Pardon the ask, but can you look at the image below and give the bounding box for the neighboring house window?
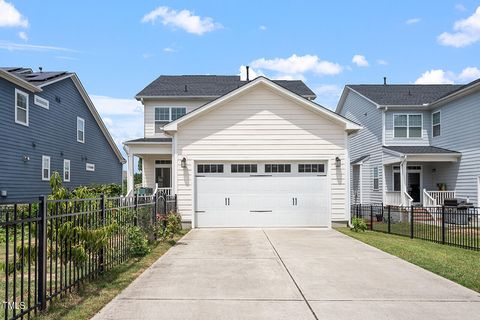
[298,164,325,173]
[154,107,187,133]
[432,111,441,137]
[231,164,257,173]
[63,159,71,182]
[393,114,422,138]
[42,156,50,181]
[197,164,224,173]
[373,167,379,191]
[77,117,85,143]
[15,89,29,126]
[86,163,95,171]
[34,95,49,109]
[265,164,291,173]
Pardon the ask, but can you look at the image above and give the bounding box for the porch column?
[400,158,408,206]
[382,164,387,204]
[127,152,134,196]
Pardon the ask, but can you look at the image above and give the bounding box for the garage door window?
[231,164,257,173]
[197,164,224,173]
[299,164,325,174]
[265,164,291,173]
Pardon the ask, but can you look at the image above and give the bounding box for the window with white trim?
[393,114,422,138]
[63,159,71,182]
[373,166,379,191]
[197,164,224,173]
[77,117,85,143]
[15,89,29,126]
[432,111,441,137]
[265,164,291,173]
[86,163,95,171]
[34,95,49,109]
[231,164,257,173]
[298,164,325,173]
[42,156,50,181]
[154,107,187,133]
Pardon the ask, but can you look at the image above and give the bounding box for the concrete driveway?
[93,229,480,320]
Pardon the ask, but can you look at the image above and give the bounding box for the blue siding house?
[337,78,480,207]
[0,67,125,203]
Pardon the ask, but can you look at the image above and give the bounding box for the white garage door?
[195,174,330,227]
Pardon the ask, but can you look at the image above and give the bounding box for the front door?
[155,167,171,188]
[408,172,421,203]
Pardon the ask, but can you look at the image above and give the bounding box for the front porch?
[123,138,174,196]
[382,146,461,207]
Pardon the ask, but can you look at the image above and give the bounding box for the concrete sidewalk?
[92,229,480,320]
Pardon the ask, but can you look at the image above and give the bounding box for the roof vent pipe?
[246,66,250,81]
[39,67,43,73]
[184,85,188,92]
[383,76,387,85]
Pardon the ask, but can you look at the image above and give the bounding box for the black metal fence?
[0,193,177,320]
[351,204,480,251]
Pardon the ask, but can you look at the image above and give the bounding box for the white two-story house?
[124,74,361,228]
[337,78,480,207]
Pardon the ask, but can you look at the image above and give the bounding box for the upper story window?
[393,114,422,138]
[432,111,441,137]
[155,107,187,133]
[77,117,85,143]
[15,89,29,126]
[42,156,50,181]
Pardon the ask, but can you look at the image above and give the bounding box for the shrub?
[351,217,367,232]
[127,226,150,257]
[158,212,182,240]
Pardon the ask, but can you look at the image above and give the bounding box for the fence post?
[99,194,106,273]
[133,193,138,226]
[174,194,178,212]
[163,195,167,215]
[370,205,373,230]
[387,205,391,234]
[37,195,48,311]
[153,192,157,224]
[441,205,446,244]
[410,205,414,239]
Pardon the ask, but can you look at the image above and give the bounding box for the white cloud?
[163,47,176,53]
[250,54,342,80]
[141,6,221,35]
[142,53,154,59]
[0,41,76,52]
[90,95,143,116]
[455,4,467,11]
[438,6,480,47]
[18,31,27,41]
[55,56,79,61]
[377,59,388,66]
[0,0,28,28]
[458,66,480,81]
[415,69,454,84]
[352,54,369,67]
[406,17,421,25]
[313,84,343,110]
[259,25,267,31]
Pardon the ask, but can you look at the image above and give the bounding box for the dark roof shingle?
[1,67,71,86]
[383,146,460,154]
[348,84,464,105]
[136,75,316,99]
[124,137,172,143]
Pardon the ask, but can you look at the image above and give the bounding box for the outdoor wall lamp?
[23,155,30,162]
[181,157,187,168]
[335,156,341,167]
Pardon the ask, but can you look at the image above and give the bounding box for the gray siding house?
[337,79,480,207]
[0,67,125,203]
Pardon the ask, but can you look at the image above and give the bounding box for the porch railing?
[423,189,437,207]
[427,190,456,206]
[157,188,173,196]
[385,191,402,205]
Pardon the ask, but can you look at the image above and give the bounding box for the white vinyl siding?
[42,156,50,181]
[15,89,29,126]
[432,111,441,137]
[77,117,85,143]
[175,85,347,222]
[63,159,71,182]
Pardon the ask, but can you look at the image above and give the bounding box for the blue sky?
[1,0,480,155]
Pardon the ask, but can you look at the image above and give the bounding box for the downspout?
[400,155,408,206]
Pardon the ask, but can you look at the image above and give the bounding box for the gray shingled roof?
[1,67,72,86]
[136,75,316,99]
[348,84,464,106]
[124,137,172,143]
[351,155,370,164]
[383,146,459,154]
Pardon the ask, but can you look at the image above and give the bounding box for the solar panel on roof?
[27,72,66,81]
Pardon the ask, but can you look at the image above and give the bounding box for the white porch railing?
[426,190,456,206]
[385,191,402,205]
[157,187,173,196]
[423,189,436,207]
[402,191,413,207]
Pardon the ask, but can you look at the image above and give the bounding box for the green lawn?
[33,229,190,320]
[336,227,480,293]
